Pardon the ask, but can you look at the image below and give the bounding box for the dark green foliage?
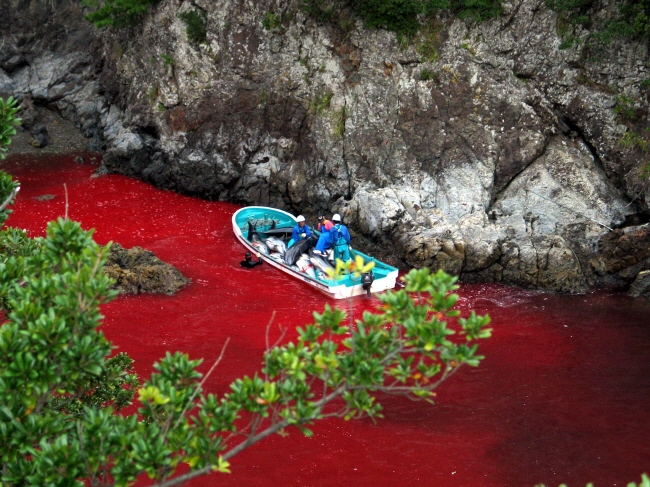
[0,228,39,261]
[0,219,138,485]
[619,130,649,153]
[546,0,650,49]
[558,35,579,49]
[416,16,444,60]
[178,9,207,44]
[50,352,139,418]
[262,11,282,30]
[82,0,162,28]
[351,0,430,37]
[614,94,638,121]
[0,172,19,228]
[0,97,20,161]
[0,97,20,240]
[301,0,502,37]
[545,0,596,13]
[302,0,339,22]
[339,12,356,33]
[450,0,502,22]
[605,0,650,42]
[460,41,476,54]
[0,227,40,312]
[310,91,334,113]
[420,68,437,81]
[258,89,270,105]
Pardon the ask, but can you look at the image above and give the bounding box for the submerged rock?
[104,243,190,295]
[34,194,55,201]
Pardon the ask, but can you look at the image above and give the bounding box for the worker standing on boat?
[317,215,331,232]
[292,215,312,242]
[330,214,351,261]
[314,216,334,255]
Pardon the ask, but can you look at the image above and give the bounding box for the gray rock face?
[1,0,649,294]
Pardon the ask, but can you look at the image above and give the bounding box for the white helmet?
[332,213,341,222]
[296,215,306,222]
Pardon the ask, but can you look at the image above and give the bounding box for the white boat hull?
[232,209,398,299]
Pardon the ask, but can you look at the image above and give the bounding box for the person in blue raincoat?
[292,215,312,243]
[328,213,351,261]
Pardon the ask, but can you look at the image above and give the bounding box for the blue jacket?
[329,224,351,246]
[292,223,312,242]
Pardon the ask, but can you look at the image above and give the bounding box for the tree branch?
[149,385,348,487]
[0,185,19,213]
[169,338,230,434]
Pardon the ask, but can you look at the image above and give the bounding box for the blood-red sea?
[3,153,650,487]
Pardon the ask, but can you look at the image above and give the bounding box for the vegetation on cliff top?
[82,0,502,36]
[82,0,650,48]
[82,0,162,28]
[303,0,502,36]
[546,0,650,50]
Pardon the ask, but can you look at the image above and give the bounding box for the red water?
[3,153,650,487]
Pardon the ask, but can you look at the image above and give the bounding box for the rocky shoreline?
[6,106,92,157]
[5,109,191,296]
[1,0,649,297]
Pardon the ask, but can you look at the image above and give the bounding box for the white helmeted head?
[296,215,306,222]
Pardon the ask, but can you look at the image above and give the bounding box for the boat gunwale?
[232,206,398,298]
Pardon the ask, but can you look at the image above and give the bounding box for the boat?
[232,206,399,299]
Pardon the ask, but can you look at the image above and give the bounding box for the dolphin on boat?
[296,255,316,278]
[252,240,269,254]
[248,221,261,242]
[308,248,334,274]
[268,252,284,262]
[262,227,294,237]
[265,237,287,255]
[284,238,311,266]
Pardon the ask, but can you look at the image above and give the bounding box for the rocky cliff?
[1,0,649,294]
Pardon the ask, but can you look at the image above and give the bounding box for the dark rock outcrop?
[628,270,650,298]
[18,95,38,130]
[104,243,190,295]
[30,125,49,148]
[590,224,650,290]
